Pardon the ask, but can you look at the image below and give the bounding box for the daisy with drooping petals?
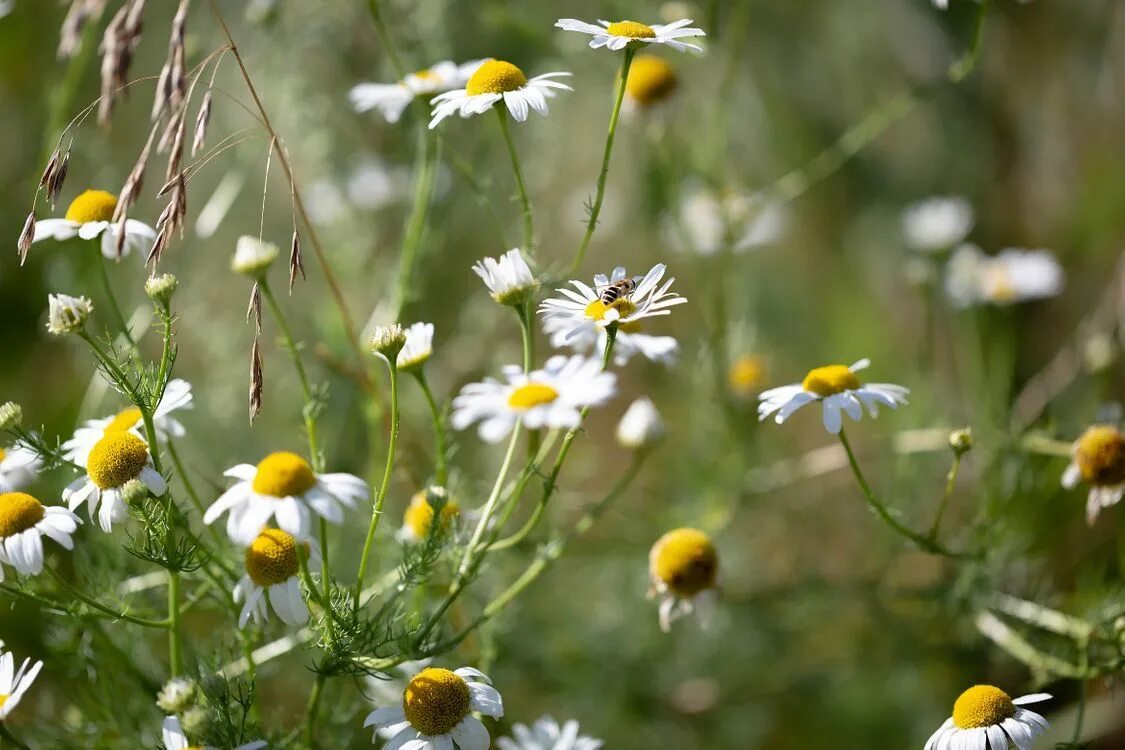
[944,244,1064,307]
[398,322,435,371]
[0,492,80,579]
[364,666,503,750]
[924,686,1050,750]
[498,716,603,750]
[556,18,706,53]
[0,646,43,721]
[233,528,318,628]
[543,316,678,367]
[63,432,166,532]
[203,452,368,544]
[32,189,156,259]
[473,248,538,306]
[901,196,973,253]
[1061,424,1125,524]
[451,355,616,443]
[649,528,719,633]
[429,59,572,129]
[0,444,41,492]
[351,59,483,123]
[757,359,910,435]
[161,715,267,750]
[62,379,193,467]
[397,488,461,544]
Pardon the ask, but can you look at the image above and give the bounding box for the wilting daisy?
[62,379,193,467]
[624,54,678,111]
[32,189,156,259]
[498,716,603,750]
[63,432,166,532]
[364,666,503,750]
[758,359,909,435]
[161,715,267,750]
[398,322,435,371]
[666,185,787,255]
[0,646,43,720]
[924,686,1050,750]
[472,248,538,306]
[945,245,1064,307]
[45,293,93,335]
[429,59,572,129]
[0,444,41,492]
[901,196,973,253]
[649,527,719,632]
[555,18,706,53]
[543,317,678,367]
[397,488,460,543]
[0,492,80,579]
[351,59,483,123]
[233,528,318,628]
[1061,425,1125,524]
[539,264,686,346]
[203,452,369,544]
[616,397,665,449]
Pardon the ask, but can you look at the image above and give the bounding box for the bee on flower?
[555,18,706,53]
[0,492,80,579]
[498,716,604,750]
[62,379,193,467]
[397,487,461,544]
[31,189,155,259]
[649,527,719,632]
[429,59,572,129]
[233,528,318,628]
[1061,424,1125,524]
[0,444,41,493]
[63,431,166,532]
[0,645,43,721]
[161,716,267,750]
[944,245,1064,307]
[924,686,1050,750]
[757,359,909,434]
[351,59,484,124]
[901,196,974,253]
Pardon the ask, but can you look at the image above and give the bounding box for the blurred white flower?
[1061,425,1125,525]
[0,646,43,720]
[233,528,318,628]
[902,196,973,253]
[347,158,404,210]
[667,185,787,255]
[161,715,266,750]
[0,491,79,579]
[351,59,483,124]
[924,687,1050,750]
[556,18,705,53]
[33,189,156,260]
[45,293,92,335]
[758,359,909,435]
[498,716,604,750]
[63,379,193,467]
[231,235,279,277]
[397,322,435,370]
[544,319,678,367]
[0,445,40,492]
[472,248,538,306]
[944,245,1064,307]
[649,527,719,632]
[63,432,166,532]
[430,59,572,129]
[616,397,665,449]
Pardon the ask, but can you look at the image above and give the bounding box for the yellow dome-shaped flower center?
[0,447,6,462]
[650,528,718,597]
[626,55,678,105]
[607,20,657,39]
[952,685,1016,729]
[245,528,303,586]
[403,667,472,736]
[802,365,860,397]
[404,491,460,538]
[105,407,142,433]
[87,432,150,490]
[1075,425,1125,486]
[465,60,528,96]
[508,383,559,410]
[0,492,45,537]
[584,298,638,322]
[65,189,118,224]
[728,355,766,396]
[251,452,317,498]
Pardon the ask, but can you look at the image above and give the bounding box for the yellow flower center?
[414,69,439,81]
[606,20,657,39]
[0,492,45,537]
[983,268,1017,302]
[626,55,678,105]
[0,694,7,711]
[465,60,528,96]
[105,407,142,433]
[1075,425,1125,486]
[251,452,317,498]
[952,685,1016,729]
[507,383,559,410]
[245,528,304,586]
[584,298,638,321]
[801,365,860,397]
[0,447,6,462]
[650,528,718,597]
[87,432,150,490]
[65,189,118,224]
[728,355,766,396]
[404,491,460,538]
[402,667,472,736]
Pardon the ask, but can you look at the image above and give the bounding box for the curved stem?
[46,567,170,628]
[458,423,524,578]
[391,128,440,321]
[355,360,399,608]
[495,108,534,252]
[414,370,446,486]
[929,452,962,539]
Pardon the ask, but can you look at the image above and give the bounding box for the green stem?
[364,0,408,79]
[303,673,327,747]
[0,723,32,750]
[260,280,321,469]
[46,567,170,628]
[929,452,962,539]
[391,128,440,320]
[317,516,334,631]
[458,423,524,578]
[355,359,399,608]
[439,133,508,246]
[570,48,634,274]
[1072,679,1087,744]
[94,241,141,359]
[495,108,534,252]
[167,571,182,676]
[414,370,447,486]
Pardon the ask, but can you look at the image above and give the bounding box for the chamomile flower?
[757,359,910,435]
[543,317,678,367]
[0,646,43,720]
[538,264,687,345]
[161,715,267,750]
[901,196,973,253]
[429,59,572,129]
[452,355,616,443]
[45,293,93,335]
[498,716,603,750]
[0,445,41,492]
[555,18,706,53]
[351,59,483,123]
[0,492,80,579]
[233,528,318,628]
[944,245,1064,307]
[624,54,678,110]
[472,248,538,306]
[924,686,1050,750]
[203,452,368,544]
[649,528,719,632]
[63,432,166,532]
[1061,425,1125,524]
[62,379,193,467]
[397,488,460,543]
[363,666,503,750]
[398,322,435,371]
[32,189,156,259]
[667,185,787,255]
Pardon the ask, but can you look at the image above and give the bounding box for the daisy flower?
[0,444,41,493]
[0,646,43,721]
[1061,424,1125,524]
[944,244,1064,307]
[351,59,483,124]
[62,379,193,467]
[538,264,686,345]
[32,189,156,259]
[0,492,80,579]
[498,716,603,750]
[666,184,787,255]
[543,316,678,367]
[397,488,460,543]
[624,54,678,111]
[45,293,93,335]
[472,248,538,306]
[901,196,973,253]
[161,715,267,750]
[233,528,318,628]
[63,431,166,532]
[363,665,503,750]
[924,686,1050,750]
[757,359,910,435]
[398,322,435,371]
[649,527,719,632]
[429,59,572,129]
[203,451,368,544]
[555,18,706,53]
[451,355,616,443]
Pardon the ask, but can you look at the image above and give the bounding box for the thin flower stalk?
[496,108,535,252]
[354,357,399,609]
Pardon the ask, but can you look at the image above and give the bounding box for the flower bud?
[156,677,199,714]
[949,428,974,456]
[46,293,93,335]
[369,324,407,361]
[145,273,179,303]
[0,402,23,430]
[231,235,279,277]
